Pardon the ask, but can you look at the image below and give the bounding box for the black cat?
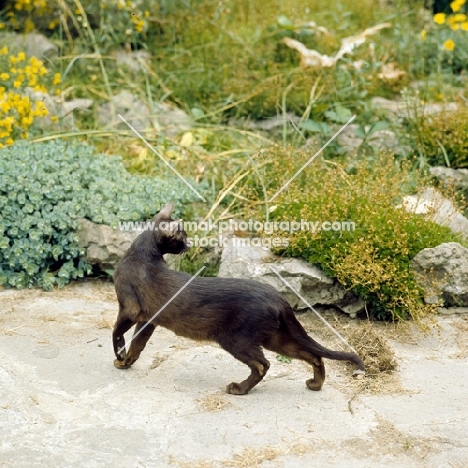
[112,203,365,395]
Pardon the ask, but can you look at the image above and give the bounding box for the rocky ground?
[0,280,467,467]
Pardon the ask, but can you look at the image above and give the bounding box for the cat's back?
[188,276,288,308]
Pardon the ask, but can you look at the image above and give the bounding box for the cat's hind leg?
[264,333,326,391]
[219,338,270,395]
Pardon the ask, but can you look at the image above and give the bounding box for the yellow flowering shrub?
[0,0,151,40]
[430,0,468,51]
[0,47,61,147]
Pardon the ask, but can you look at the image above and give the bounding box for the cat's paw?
[114,359,131,369]
[306,378,323,391]
[226,382,248,395]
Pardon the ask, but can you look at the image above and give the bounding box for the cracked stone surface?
[0,281,467,467]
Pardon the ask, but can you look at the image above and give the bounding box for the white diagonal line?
[118,114,207,202]
[268,115,356,202]
[118,265,206,355]
[268,265,358,354]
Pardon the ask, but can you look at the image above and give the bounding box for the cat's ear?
[155,202,174,219]
[159,219,183,236]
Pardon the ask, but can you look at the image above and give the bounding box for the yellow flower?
[0,46,8,55]
[451,23,461,30]
[0,102,11,112]
[420,29,427,41]
[5,138,14,145]
[29,56,41,67]
[462,21,468,30]
[443,38,455,51]
[52,73,61,85]
[51,115,58,122]
[450,0,465,12]
[453,13,467,22]
[24,18,34,33]
[434,13,446,24]
[13,80,22,88]
[17,52,25,61]
[0,73,9,80]
[21,115,33,126]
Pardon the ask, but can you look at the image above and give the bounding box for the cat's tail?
[280,306,366,372]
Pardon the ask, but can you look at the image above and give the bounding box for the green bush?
[0,142,200,290]
[411,107,468,168]
[260,150,464,321]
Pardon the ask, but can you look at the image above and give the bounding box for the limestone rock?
[98,91,193,136]
[249,113,300,131]
[218,237,365,317]
[113,49,151,72]
[399,187,468,238]
[98,90,151,133]
[76,219,139,270]
[437,307,468,315]
[430,166,468,192]
[337,123,404,154]
[1,32,58,60]
[371,97,458,118]
[411,242,468,306]
[26,88,93,130]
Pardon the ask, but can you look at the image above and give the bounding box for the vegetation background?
[1,0,468,320]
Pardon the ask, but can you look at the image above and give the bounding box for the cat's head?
[152,203,189,255]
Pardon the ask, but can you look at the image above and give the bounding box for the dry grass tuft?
[348,322,398,376]
[96,318,114,329]
[169,441,314,468]
[168,456,214,468]
[149,353,169,370]
[197,393,232,412]
[223,446,283,467]
[297,311,407,395]
[288,442,315,456]
[452,317,468,359]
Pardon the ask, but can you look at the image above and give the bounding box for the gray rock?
[251,113,300,131]
[1,32,58,60]
[76,219,140,270]
[430,166,468,191]
[98,90,151,133]
[152,102,193,137]
[337,124,404,154]
[113,49,151,72]
[411,242,468,306]
[437,307,468,315]
[336,124,363,149]
[98,91,192,136]
[218,237,365,317]
[399,188,468,238]
[371,97,458,118]
[24,33,58,60]
[26,88,93,130]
